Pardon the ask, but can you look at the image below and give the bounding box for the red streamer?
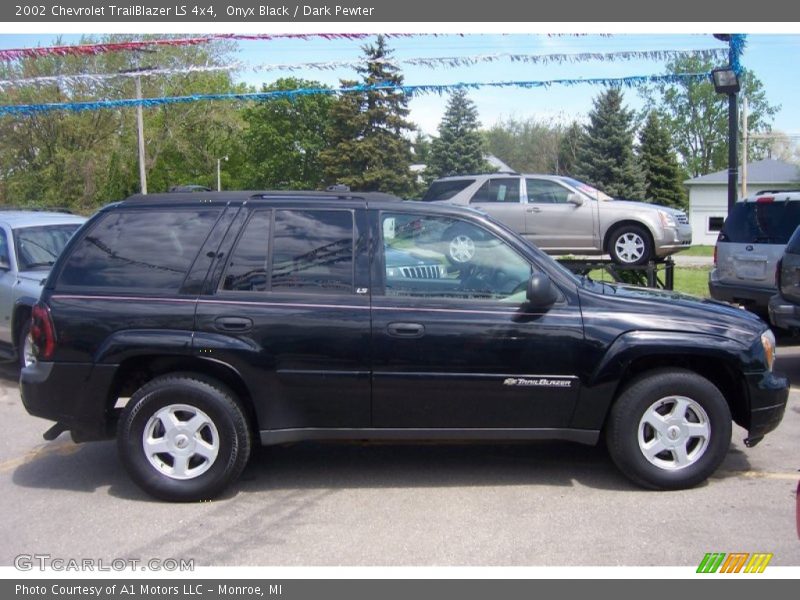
[0,33,416,62]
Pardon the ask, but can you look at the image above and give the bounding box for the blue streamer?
[729,34,747,74]
[0,72,711,117]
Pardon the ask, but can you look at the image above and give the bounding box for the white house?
[685,159,800,245]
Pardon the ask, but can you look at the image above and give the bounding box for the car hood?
[580,279,767,343]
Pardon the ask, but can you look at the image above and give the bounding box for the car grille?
[399,265,442,279]
[676,213,689,225]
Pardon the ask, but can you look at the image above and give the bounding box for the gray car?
[0,210,86,367]
[710,191,800,314]
[422,173,692,265]
[768,224,800,331]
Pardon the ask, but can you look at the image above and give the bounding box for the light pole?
[217,156,228,191]
[711,66,741,214]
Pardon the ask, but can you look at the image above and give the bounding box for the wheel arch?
[603,220,656,256]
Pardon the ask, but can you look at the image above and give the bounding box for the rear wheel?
[605,368,732,490]
[17,320,34,370]
[117,374,251,501]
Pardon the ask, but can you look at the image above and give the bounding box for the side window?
[271,210,354,294]
[526,179,572,204]
[0,230,9,270]
[58,209,220,292]
[222,211,271,292]
[422,179,475,201]
[470,178,521,204]
[382,213,531,302]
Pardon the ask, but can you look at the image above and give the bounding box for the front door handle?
[527,206,542,213]
[215,316,253,332]
[387,322,425,338]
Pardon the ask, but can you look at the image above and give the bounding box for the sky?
[1,32,800,143]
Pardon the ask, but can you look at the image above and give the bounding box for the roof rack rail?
[754,189,800,195]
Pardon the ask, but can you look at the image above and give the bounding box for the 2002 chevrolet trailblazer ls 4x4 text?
[20,191,788,501]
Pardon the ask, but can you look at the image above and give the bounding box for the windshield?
[14,224,81,270]
[560,177,614,201]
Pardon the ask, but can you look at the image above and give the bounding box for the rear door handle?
[527,206,542,213]
[214,316,253,332]
[387,322,425,338]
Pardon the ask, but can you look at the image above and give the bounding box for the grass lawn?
[588,265,711,298]
[679,245,715,257]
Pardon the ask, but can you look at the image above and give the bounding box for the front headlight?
[658,210,677,228]
[761,330,776,371]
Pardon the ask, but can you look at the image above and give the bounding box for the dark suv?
[21,191,788,501]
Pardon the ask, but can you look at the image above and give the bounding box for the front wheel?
[443,226,478,265]
[605,368,732,490]
[608,224,653,266]
[117,374,252,501]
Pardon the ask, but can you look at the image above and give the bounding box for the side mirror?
[526,273,559,308]
[567,193,584,206]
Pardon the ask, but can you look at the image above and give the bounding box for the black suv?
[21,191,788,501]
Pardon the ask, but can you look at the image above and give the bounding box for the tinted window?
[785,225,800,255]
[422,179,475,201]
[14,224,81,271]
[382,212,531,302]
[470,178,520,203]
[59,209,219,291]
[222,211,270,292]
[526,179,572,204]
[720,201,800,244]
[271,210,354,294]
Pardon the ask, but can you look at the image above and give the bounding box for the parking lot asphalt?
[0,348,798,568]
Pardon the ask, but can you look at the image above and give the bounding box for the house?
[685,159,800,245]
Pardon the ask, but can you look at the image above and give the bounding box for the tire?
[608,224,654,266]
[17,319,34,370]
[605,368,732,490]
[117,374,252,502]
[443,225,478,265]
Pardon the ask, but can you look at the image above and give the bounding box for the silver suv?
[710,191,800,314]
[0,210,86,367]
[422,173,691,265]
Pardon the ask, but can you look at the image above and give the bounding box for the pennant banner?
[0,72,711,117]
[0,48,728,90]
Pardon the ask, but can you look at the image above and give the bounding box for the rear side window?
[58,209,220,292]
[470,178,520,203]
[14,224,81,271]
[422,179,475,202]
[720,201,800,244]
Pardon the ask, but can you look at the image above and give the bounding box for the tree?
[638,112,686,208]
[483,116,563,173]
[644,55,779,177]
[574,88,644,199]
[240,78,334,189]
[426,89,489,180]
[557,121,585,177]
[321,36,417,196]
[0,34,245,211]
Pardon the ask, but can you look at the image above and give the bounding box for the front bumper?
[743,370,789,441]
[20,361,118,442]
[654,224,692,256]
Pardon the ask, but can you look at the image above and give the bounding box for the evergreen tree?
[574,88,644,199]
[426,89,489,179]
[321,36,416,196]
[638,112,686,209]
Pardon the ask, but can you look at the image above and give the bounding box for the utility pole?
[135,74,147,195]
[742,96,748,198]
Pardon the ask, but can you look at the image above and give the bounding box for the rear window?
[422,179,475,202]
[785,225,800,255]
[58,209,220,292]
[719,201,800,245]
[14,224,81,271]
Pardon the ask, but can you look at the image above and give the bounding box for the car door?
[371,209,583,430]
[194,204,372,432]
[467,177,526,235]
[523,178,597,252]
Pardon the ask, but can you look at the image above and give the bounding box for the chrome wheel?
[449,234,476,263]
[637,395,711,471]
[614,232,646,264]
[142,404,220,480]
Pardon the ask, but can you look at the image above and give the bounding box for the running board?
[260,427,599,446]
